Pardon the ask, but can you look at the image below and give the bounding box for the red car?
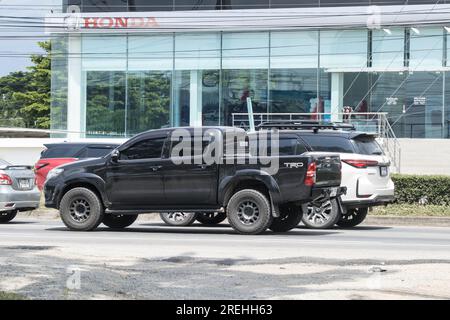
[35,142,119,190]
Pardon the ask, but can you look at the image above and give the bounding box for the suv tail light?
[0,173,12,185]
[304,162,316,186]
[342,159,379,168]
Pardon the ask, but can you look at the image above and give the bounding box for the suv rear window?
[78,146,116,158]
[41,145,85,158]
[352,136,383,155]
[301,135,355,153]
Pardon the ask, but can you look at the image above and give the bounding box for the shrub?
[392,174,450,206]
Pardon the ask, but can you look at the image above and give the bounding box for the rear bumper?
[311,186,347,201]
[0,186,40,212]
[343,195,395,209]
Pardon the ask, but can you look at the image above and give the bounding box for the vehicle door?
[105,135,168,208]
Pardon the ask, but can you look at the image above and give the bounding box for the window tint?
[79,147,116,159]
[41,145,85,158]
[170,138,215,158]
[278,138,308,155]
[301,135,355,153]
[353,137,384,155]
[120,138,166,160]
[249,138,307,156]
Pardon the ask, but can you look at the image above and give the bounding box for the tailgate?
[306,153,341,187]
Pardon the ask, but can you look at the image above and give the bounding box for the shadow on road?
[44,225,340,237]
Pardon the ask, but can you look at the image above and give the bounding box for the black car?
[44,126,344,235]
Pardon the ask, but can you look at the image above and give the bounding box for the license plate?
[18,179,31,189]
[380,166,388,177]
[329,187,338,197]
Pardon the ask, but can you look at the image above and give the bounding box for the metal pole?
[247,97,255,132]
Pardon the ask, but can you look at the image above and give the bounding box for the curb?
[364,215,450,227]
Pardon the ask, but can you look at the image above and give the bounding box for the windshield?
[352,136,383,155]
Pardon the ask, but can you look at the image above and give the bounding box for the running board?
[105,208,224,215]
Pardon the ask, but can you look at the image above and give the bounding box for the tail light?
[304,162,316,186]
[342,159,378,168]
[0,173,12,185]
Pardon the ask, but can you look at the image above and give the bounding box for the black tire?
[301,198,340,229]
[337,207,369,228]
[269,205,303,232]
[196,212,227,225]
[59,187,104,231]
[103,214,138,229]
[226,189,273,235]
[159,212,198,226]
[0,210,18,223]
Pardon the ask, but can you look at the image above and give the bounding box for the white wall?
[398,139,450,176]
[0,138,126,166]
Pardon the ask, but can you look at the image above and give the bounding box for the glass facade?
[51,26,450,138]
[63,0,447,12]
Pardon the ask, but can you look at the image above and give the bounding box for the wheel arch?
[219,170,282,208]
[57,175,107,209]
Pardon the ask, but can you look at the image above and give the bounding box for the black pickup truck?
[44,127,344,235]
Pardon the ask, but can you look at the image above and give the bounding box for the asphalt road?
[1,216,450,299]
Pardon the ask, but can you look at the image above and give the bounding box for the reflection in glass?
[127,71,171,135]
[222,69,268,126]
[85,71,126,137]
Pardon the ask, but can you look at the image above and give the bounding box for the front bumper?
[0,186,40,212]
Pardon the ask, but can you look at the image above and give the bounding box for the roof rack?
[256,120,356,132]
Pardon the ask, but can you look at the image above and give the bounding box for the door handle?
[196,164,209,170]
[150,165,162,172]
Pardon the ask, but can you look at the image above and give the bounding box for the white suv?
[298,130,395,228]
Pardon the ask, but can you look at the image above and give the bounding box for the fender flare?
[218,170,282,210]
[58,173,108,208]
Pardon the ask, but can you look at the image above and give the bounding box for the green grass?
[0,291,26,300]
[371,204,450,217]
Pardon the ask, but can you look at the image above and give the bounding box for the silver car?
[0,159,40,223]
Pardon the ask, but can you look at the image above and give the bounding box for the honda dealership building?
[46,1,450,139]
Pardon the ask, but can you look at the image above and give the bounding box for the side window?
[120,138,166,160]
[278,138,308,156]
[79,147,115,159]
[170,138,214,158]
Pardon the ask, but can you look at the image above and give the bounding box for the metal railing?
[232,112,401,173]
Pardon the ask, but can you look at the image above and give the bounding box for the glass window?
[120,138,166,160]
[270,0,318,8]
[42,145,85,158]
[372,28,405,69]
[271,31,318,69]
[79,146,116,158]
[175,33,221,70]
[129,0,173,11]
[82,0,127,12]
[319,0,369,6]
[82,35,127,71]
[409,27,444,69]
[222,69,268,126]
[446,72,450,138]
[85,71,126,137]
[50,36,68,137]
[269,69,318,114]
[278,138,307,155]
[352,136,383,155]
[174,0,219,10]
[301,135,355,153]
[222,32,269,69]
[222,0,269,10]
[320,30,368,69]
[128,35,173,71]
[127,71,171,135]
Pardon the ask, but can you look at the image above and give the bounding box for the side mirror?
[111,150,120,163]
